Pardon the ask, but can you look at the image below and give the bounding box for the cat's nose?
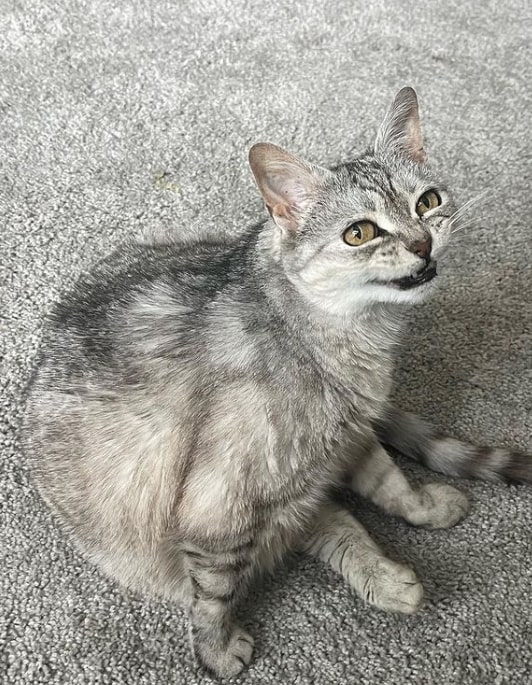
[410,237,432,260]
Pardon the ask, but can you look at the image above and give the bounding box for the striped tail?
[375,407,532,485]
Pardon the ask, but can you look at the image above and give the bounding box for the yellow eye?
[343,221,378,246]
[416,190,441,216]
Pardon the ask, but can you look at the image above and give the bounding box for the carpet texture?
[1,0,531,683]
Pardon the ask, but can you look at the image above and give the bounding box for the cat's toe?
[416,483,469,529]
[196,625,254,678]
[363,558,424,615]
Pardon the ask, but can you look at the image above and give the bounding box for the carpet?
[1,0,531,683]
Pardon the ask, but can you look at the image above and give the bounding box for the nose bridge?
[385,205,432,258]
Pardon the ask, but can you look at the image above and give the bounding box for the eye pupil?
[416,190,441,216]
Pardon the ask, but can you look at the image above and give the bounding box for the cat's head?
[249,87,461,314]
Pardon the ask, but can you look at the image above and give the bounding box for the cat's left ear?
[249,143,331,233]
[374,87,426,164]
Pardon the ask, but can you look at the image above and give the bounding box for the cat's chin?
[393,278,438,303]
[369,261,439,304]
[362,277,438,306]
[298,274,438,314]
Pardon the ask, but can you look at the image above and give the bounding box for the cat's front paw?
[414,483,469,529]
[362,558,424,615]
[195,625,254,679]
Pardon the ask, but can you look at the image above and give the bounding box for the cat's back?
[32,233,254,387]
[51,237,233,342]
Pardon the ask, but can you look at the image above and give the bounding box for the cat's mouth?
[385,261,438,290]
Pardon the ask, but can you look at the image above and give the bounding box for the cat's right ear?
[374,87,426,164]
[248,143,330,233]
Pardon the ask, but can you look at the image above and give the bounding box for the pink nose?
[411,238,432,260]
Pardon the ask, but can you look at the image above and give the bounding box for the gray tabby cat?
[23,88,531,678]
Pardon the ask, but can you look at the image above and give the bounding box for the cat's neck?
[295,297,404,394]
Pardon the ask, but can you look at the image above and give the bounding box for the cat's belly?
[24,356,379,600]
[176,427,348,561]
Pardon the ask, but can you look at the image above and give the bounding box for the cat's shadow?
[389,271,531,448]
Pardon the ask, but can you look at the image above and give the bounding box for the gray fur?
[303,502,424,614]
[375,407,532,484]
[22,88,530,678]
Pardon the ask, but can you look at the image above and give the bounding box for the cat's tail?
[375,407,532,484]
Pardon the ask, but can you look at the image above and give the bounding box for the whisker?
[449,189,490,221]
[451,220,484,234]
[448,189,490,234]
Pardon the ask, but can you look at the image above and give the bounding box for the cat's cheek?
[430,231,452,259]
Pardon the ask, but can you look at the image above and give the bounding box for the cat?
[23,87,531,678]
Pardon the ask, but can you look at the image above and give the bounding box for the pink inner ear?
[263,168,314,218]
[374,88,427,165]
[249,142,328,232]
[278,178,304,208]
[271,202,299,233]
[407,121,426,164]
[410,144,427,165]
[413,148,427,164]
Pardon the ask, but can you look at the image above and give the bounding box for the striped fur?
[351,436,469,528]
[375,407,532,484]
[304,502,424,614]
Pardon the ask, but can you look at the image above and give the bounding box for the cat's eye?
[416,190,441,216]
[343,221,379,246]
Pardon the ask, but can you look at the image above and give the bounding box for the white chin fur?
[365,279,438,305]
[295,276,438,316]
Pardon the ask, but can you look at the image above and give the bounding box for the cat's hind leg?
[303,502,424,614]
[351,439,469,529]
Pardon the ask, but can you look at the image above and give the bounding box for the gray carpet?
[2,0,531,683]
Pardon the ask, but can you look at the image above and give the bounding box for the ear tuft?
[374,87,426,165]
[248,143,328,233]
